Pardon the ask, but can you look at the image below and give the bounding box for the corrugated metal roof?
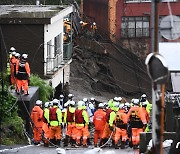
[0,5,68,24]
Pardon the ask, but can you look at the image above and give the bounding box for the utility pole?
[145,0,169,154]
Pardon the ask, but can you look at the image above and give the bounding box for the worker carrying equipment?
[31,100,44,145]
[16,54,30,95]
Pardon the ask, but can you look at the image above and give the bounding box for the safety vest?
[129,109,144,128]
[49,107,58,121]
[75,109,84,124]
[116,112,127,129]
[17,61,28,80]
[106,108,113,123]
[67,108,75,122]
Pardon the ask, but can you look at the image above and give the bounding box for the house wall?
[48,62,71,88]
[0,24,44,77]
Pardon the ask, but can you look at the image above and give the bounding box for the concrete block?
[11,86,39,135]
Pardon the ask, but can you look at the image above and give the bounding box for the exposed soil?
[69,36,151,102]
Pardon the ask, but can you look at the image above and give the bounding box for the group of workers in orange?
[30,93,152,149]
[7,47,30,95]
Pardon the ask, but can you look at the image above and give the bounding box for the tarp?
[171,72,180,92]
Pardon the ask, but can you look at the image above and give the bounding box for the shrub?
[30,74,53,103]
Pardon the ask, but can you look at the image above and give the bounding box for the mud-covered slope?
[70,36,151,100]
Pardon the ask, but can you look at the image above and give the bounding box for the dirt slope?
[69,36,151,102]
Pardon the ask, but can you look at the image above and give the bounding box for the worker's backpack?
[130,110,140,122]
[75,109,84,124]
[49,107,58,121]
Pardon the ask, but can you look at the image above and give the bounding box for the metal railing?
[46,53,63,75]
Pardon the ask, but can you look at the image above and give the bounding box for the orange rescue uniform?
[31,105,44,143]
[93,108,106,145]
[127,106,147,146]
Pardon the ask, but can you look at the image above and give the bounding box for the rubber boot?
[64,135,69,147]
[111,139,115,148]
[56,139,61,146]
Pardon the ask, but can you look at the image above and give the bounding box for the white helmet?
[78,101,85,107]
[133,99,139,105]
[141,94,147,98]
[10,47,16,51]
[98,103,104,108]
[90,97,95,101]
[12,51,16,56]
[119,103,124,109]
[131,98,135,103]
[80,20,83,24]
[36,100,42,105]
[113,97,118,101]
[125,102,130,107]
[15,53,20,58]
[117,97,122,102]
[83,98,88,102]
[22,54,28,59]
[53,99,59,105]
[68,93,73,98]
[44,102,49,108]
[70,100,75,106]
[93,22,96,25]
[59,94,64,98]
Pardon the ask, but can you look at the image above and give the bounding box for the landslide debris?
[69,36,151,101]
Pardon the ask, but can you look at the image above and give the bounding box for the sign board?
[159,42,180,71]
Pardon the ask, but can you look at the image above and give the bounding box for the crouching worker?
[31,100,44,145]
[48,99,62,146]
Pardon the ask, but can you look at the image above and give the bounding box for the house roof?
[0,5,72,24]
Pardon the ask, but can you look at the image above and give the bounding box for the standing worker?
[74,101,90,147]
[48,99,63,146]
[64,100,76,147]
[127,99,147,149]
[7,47,16,84]
[31,100,44,145]
[140,94,152,114]
[16,54,30,95]
[9,51,17,86]
[114,104,128,149]
[93,103,106,147]
[43,102,50,147]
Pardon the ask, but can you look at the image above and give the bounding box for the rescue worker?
[64,100,76,147]
[64,18,71,34]
[7,47,16,83]
[59,94,64,109]
[114,104,128,149]
[93,103,106,147]
[140,94,152,114]
[141,101,150,132]
[100,98,115,145]
[127,99,147,149]
[16,54,30,95]
[48,99,62,145]
[31,100,44,145]
[14,53,21,91]
[10,51,17,86]
[64,93,74,107]
[80,20,89,33]
[43,102,50,147]
[74,101,89,147]
[109,101,119,147]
